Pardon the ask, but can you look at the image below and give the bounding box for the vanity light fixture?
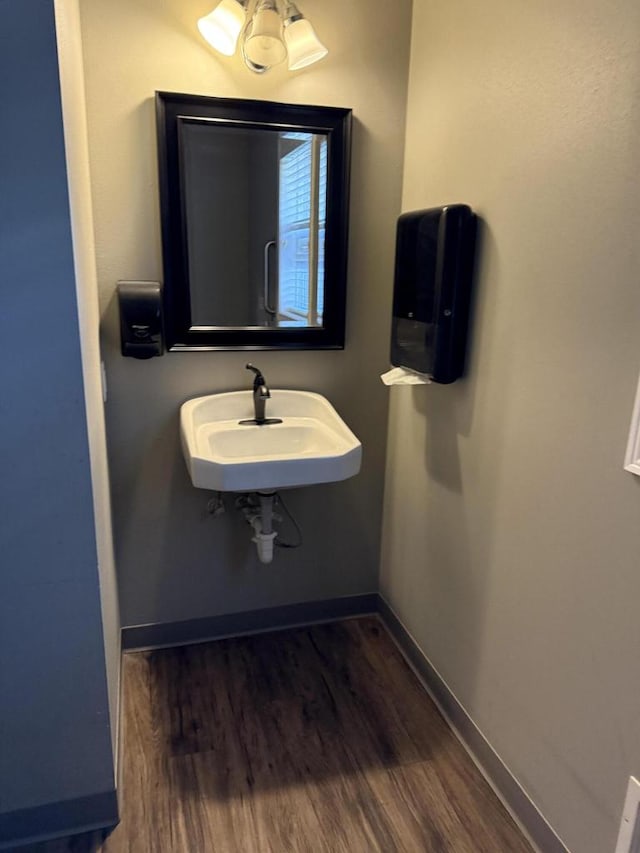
[282,2,328,70]
[197,0,327,73]
[197,0,249,56]
[244,0,287,68]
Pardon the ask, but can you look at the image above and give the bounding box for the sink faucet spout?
[245,363,280,425]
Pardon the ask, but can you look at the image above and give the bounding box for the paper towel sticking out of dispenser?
[390,205,476,384]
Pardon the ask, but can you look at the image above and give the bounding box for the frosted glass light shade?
[284,17,328,70]
[244,4,286,67]
[197,0,246,56]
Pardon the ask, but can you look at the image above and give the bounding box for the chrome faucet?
[243,364,282,426]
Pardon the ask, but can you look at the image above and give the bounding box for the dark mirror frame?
[156,92,352,351]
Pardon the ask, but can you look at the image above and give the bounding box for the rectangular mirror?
[156,92,352,350]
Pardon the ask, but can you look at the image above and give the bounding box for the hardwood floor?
[18,618,533,852]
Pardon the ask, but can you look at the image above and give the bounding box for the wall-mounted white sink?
[180,390,362,492]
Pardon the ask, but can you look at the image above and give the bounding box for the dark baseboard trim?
[122,593,379,652]
[377,597,568,853]
[0,791,118,851]
[115,640,125,807]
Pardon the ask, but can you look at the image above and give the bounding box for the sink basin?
[180,390,362,492]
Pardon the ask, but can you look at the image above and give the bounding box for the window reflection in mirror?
[180,123,327,330]
[278,132,327,327]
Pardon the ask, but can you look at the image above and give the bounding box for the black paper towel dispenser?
[391,205,476,384]
[117,281,164,359]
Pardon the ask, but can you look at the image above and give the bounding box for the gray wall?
[380,1,640,852]
[0,0,115,822]
[79,0,413,629]
[248,134,279,326]
[183,126,252,325]
[184,128,278,327]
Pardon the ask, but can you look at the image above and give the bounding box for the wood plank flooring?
[18,618,533,853]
